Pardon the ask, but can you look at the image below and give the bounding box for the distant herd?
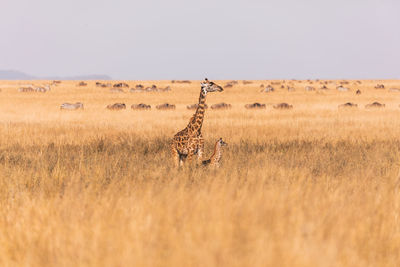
[18,85,51,93]
[259,80,399,94]
[4,79,399,111]
[58,101,296,111]
[93,82,171,93]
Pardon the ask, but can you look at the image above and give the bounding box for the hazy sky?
[1,0,399,79]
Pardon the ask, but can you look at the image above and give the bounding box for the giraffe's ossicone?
[171,78,223,167]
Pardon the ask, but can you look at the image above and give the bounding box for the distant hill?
[0,70,35,80]
[0,70,112,80]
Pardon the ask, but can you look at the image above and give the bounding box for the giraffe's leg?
[179,155,184,167]
[170,143,180,168]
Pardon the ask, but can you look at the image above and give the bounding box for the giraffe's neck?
[211,142,222,163]
[187,89,207,134]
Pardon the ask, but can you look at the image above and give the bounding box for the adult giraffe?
[171,78,223,167]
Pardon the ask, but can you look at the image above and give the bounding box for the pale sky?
[1,0,399,80]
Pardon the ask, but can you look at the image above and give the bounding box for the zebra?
[60,102,84,110]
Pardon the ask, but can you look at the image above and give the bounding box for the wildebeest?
[113,82,129,88]
[211,103,232,110]
[171,80,191,84]
[225,81,238,88]
[245,103,266,109]
[320,85,328,90]
[365,102,385,109]
[273,103,293,109]
[375,84,385,89]
[156,103,176,110]
[338,102,358,108]
[107,103,126,110]
[356,89,361,95]
[130,85,170,92]
[242,80,253,85]
[78,81,87,86]
[131,103,151,110]
[187,103,208,110]
[145,85,158,91]
[60,102,84,110]
[96,82,111,88]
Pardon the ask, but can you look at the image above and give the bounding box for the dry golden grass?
[1,79,400,266]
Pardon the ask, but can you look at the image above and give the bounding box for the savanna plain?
[1,79,400,267]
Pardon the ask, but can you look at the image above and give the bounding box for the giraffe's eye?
[210,82,214,85]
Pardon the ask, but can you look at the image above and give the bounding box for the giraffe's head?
[201,78,223,95]
[218,138,228,147]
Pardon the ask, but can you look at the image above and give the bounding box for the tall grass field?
[0,79,400,266]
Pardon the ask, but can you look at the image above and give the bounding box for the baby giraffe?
[202,138,228,167]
